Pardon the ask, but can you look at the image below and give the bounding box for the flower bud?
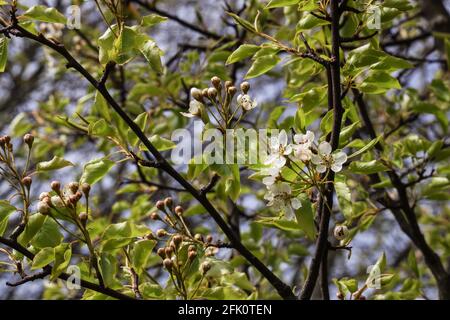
[68,194,79,206]
[21,176,32,188]
[163,258,173,271]
[227,86,237,97]
[81,183,91,197]
[164,197,173,208]
[38,201,50,215]
[156,200,165,210]
[206,235,213,243]
[165,246,174,257]
[200,261,211,275]
[194,234,204,242]
[150,212,160,221]
[68,182,79,194]
[188,245,196,252]
[157,247,166,258]
[240,81,250,94]
[42,196,52,206]
[39,192,50,201]
[334,225,349,240]
[188,250,197,261]
[225,80,233,89]
[174,206,184,216]
[156,229,167,238]
[211,76,221,89]
[145,232,156,240]
[173,234,183,247]
[79,212,88,226]
[207,87,218,99]
[51,181,61,193]
[3,136,11,145]
[202,88,209,99]
[23,133,34,148]
[190,87,203,101]
[0,136,5,148]
[51,196,64,208]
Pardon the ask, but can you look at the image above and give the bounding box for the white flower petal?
[291,197,302,210]
[316,164,327,173]
[331,164,342,172]
[263,176,276,186]
[284,145,293,155]
[180,112,195,118]
[274,156,286,168]
[279,182,291,194]
[284,206,295,221]
[318,141,332,156]
[279,130,288,147]
[311,154,322,165]
[305,130,315,143]
[333,151,347,165]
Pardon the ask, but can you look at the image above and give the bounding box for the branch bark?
[300,0,344,300]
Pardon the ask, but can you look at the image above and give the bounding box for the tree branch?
[300,0,344,300]
[0,236,135,300]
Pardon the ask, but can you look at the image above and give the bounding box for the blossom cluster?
[262,130,348,221]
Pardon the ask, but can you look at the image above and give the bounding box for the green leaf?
[141,14,168,27]
[139,40,163,74]
[18,213,46,246]
[296,14,330,32]
[31,217,63,249]
[0,200,15,236]
[335,176,353,220]
[245,55,280,79]
[98,252,117,287]
[359,71,401,94]
[348,136,381,159]
[266,0,300,9]
[31,247,55,270]
[225,164,241,201]
[226,12,256,33]
[320,109,334,135]
[22,5,67,24]
[132,239,156,272]
[80,158,115,185]
[149,135,176,151]
[36,156,74,171]
[348,160,389,174]
[51,243,72,280]
[295,194,316,239]
[93,91,111,122]
[0,36,8,73]
[9,112,33,137]
[226,44,260,65]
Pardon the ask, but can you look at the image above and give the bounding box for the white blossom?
[311,141,347,173]
[180,100,203,118]
[293,130,315,161]
[262,166,281,186]
[237,94,257,111]
[264,182,302,221]
[265,130,292,168]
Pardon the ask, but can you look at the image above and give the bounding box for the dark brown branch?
[353,88,450,299]
[130,0,225,41]
[0,236,134,300]
[300,0,344,300]
[341,31,378,43]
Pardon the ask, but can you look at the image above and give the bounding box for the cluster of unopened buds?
[262,130,348,221]
[150,197,218,277]
[38,180,91,225]
[181,77,257,129]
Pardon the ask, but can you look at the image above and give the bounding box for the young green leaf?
[266,0,300,9]
[245,55,280,79]
[80,158,115,185]
[0,36,8,73]
[22,5,67,24]
[36,156,74,171]
[226,44,260,65]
